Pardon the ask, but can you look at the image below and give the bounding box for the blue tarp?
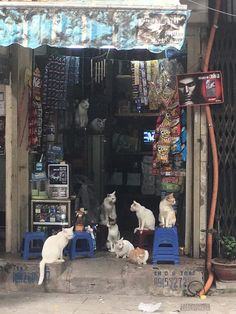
[0,7,190,52]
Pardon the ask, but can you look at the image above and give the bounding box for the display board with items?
[31,199,71,235]
[48,164,69,199]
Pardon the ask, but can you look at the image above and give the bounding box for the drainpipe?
[199,0,221,296]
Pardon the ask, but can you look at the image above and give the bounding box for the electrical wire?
[188,0,236,17]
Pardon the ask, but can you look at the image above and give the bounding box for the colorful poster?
[177,71,224,107]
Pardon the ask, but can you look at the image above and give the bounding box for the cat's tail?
[38,260,46,285]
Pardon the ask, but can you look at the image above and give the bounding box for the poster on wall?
[177,71,224,107]
[0,116,5,155]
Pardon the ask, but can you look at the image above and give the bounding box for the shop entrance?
[30,46,187,249]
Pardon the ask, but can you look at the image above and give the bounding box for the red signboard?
[177,71,224,107]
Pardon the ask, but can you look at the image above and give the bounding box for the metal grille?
[209,0,236,23]
[209,24,236,236]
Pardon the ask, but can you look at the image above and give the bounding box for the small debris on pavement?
[138,302,162,312]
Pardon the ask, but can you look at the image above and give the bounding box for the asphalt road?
[0,291,236,314]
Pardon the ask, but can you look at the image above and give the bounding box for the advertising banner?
[177,71,224,107]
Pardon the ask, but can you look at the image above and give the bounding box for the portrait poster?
[177,71,224,107]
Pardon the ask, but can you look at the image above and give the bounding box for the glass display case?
[31,199,71,235]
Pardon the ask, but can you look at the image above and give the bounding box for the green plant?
[220,236,236,261]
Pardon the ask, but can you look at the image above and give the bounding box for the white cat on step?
[38,226,74,285]
[114,238,134,258]
[130,200,155,234]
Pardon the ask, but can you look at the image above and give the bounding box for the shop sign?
[177,71,224,107]
[153,268,203,291]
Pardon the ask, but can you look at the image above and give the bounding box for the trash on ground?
[138,302,162,313]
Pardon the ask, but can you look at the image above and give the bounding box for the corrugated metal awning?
[0,1,190,52]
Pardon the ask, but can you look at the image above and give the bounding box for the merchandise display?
[28,48,187,251]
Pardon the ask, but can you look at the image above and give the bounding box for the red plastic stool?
[133,229,154,252]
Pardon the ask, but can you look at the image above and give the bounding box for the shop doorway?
[30,46,187,247]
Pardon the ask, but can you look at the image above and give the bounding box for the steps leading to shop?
[0,253,205,296]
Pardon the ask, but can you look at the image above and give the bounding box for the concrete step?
[0,253,205,296]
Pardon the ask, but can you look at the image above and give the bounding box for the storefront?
[0,1,208,258]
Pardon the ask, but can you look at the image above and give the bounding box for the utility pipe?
[199,0,221,296]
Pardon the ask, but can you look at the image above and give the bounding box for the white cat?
[38,226,74,285]
[75,98,90,128]
[106,219,120,252]
[100,191,117,226]
[130,200,155,234]
[128,247,149,265]
[89,118,106,134]
[114,238,134,259]
[159,193,176,228]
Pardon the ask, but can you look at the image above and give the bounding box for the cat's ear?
[120,237,123,241]
[112,191,116,195]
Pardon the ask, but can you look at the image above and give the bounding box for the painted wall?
[5,45,32,253]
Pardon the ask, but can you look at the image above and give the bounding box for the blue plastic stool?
[69,231,95,260]
[22,232,47,260]
[152,227,179,264]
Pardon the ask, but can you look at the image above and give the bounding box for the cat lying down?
[38,226,74,285]
[128,247,149,265]
[114,238,134,258]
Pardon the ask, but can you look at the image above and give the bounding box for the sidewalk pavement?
[1,291,236,314]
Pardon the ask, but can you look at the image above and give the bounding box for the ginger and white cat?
[130,200,155,233]
[159,193,176,228]
[75,98,90,128]
[100,191,117,226]
[38,226,74,285]
[106,219,120,252]
[128,247,149,265]
[114,238,134,259]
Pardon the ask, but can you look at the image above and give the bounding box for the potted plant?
[212,235,236,281]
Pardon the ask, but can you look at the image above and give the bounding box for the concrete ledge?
[215,280,236,293]
[0,254,206,296]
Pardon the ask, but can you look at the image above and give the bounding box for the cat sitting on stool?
[38,226,74,285]
[100,191,117,226]
[130,200,155,234]
[106,218,120,252]
[159,193,176,228]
